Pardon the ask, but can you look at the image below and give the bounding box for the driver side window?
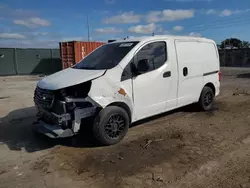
[135,41,167,73]
[121,41,167,81]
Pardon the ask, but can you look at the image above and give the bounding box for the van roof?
[112,35,214,43]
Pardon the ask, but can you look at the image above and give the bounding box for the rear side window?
[135,41,167,72]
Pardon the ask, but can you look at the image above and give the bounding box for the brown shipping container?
[59,41,106,69]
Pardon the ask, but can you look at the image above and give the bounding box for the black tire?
[93,106,130,146]
[199,86,214,111]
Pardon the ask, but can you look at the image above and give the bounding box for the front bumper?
[33,96,99,139]
[33,120,74,138]
[34,107,96,139]
[37,110,71,125]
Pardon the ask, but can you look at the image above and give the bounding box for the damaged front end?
[33,81,101,138]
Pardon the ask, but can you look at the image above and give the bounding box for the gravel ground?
[0,67,250,188]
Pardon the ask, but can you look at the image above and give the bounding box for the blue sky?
[0,0,250,48]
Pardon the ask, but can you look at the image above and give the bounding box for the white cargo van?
[34,35,221,145]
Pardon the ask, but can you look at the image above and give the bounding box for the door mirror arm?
[130,63,139,77]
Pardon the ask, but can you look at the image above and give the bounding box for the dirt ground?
[1,67,250,188]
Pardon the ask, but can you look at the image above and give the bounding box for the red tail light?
[218,71,222,81]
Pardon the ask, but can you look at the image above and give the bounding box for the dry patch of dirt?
[30,95,250,188]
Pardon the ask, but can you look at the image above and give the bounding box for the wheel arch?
[204,82,216,95]
[107,102,132,124]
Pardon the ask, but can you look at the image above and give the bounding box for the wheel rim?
[104,114,126,139]
[204,92,213,106]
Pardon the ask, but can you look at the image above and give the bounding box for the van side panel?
[201,42,220,96]
[199,42,220,75]
[164,39,178,111]
[175,40,205,107]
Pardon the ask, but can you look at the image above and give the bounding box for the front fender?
[88,77,133,115]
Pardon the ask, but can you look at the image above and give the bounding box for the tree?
[241,41,250,48]
[220,38,250,49]
[220,38,242,49]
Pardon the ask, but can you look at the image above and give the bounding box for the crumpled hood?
[37,68,106,90]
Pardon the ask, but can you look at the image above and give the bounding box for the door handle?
[163,71,171,78]
[183,67,188,76]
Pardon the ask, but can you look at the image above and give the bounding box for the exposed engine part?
[34,106,97,138]
[60,81,92,98]
[65,97,87,103]
[37,110,71,125]
[34,80,103,138]
[72,107,96,133]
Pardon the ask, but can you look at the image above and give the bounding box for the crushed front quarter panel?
[88,68,134,119]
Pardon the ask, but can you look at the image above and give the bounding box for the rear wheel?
[93,106,129,146]
[198,86,214,111]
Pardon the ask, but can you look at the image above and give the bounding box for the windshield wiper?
[73,66,97,70]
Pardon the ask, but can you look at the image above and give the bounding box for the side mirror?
[137,59,150,74]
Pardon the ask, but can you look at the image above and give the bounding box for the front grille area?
[34,87,55,110]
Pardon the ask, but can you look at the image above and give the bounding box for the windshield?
[73,41,139,70]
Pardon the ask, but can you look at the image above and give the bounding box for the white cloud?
[29,17,50,26]
[204,9,250,17]
[32,32,48,36]
[146,11,162,22]
[60,37,91,42]
[173,25,184,31]
[157,27,164,33]
[95,27,123,34]
[0,39,59,48]
[0,33,26,39]
[219,9,233,17]
[163,9,194,21]
[103,11,141,24]
[13,17,51,28]
[128,23,156,34]
[189,32,202,37]
[0,34,99,48]
[206,9,217,15]
[0,5,39,20]
[219,9,250,17]
[146,9,195,23]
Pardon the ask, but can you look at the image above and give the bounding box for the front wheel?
[93,106,129,146]
[198,86,215,111]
